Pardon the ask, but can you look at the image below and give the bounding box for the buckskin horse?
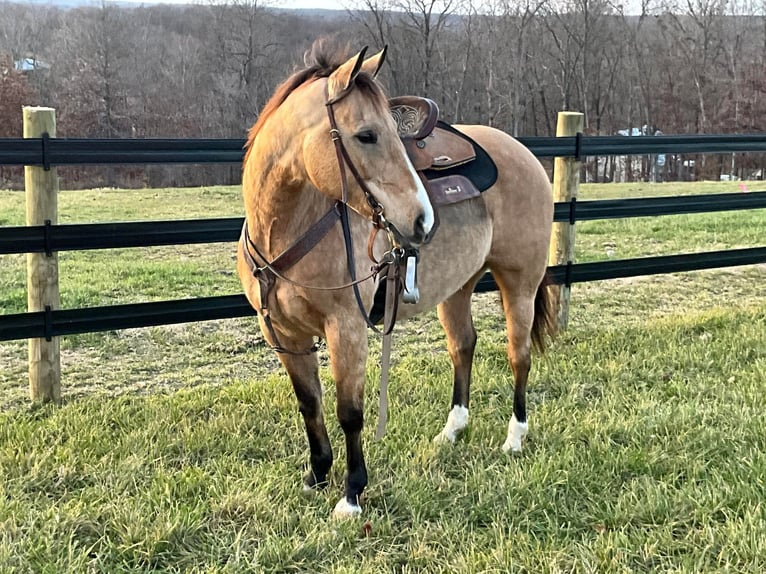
[237,40,555,517]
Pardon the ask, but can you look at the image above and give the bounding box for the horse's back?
[453,124,552,216]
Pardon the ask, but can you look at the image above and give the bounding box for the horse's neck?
[243,159,334,258]
[242,100,346,260]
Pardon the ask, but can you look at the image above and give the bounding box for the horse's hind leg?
[433,274,483,444]
[491,269,537,452]
[279,349,333,491]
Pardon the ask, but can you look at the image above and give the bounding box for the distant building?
[590,125,666,183]
[13,58,50,72]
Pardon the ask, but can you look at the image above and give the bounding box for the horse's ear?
[360,45,387,78]
[327,46,368,102]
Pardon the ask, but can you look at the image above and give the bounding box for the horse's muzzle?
[413,212,429,245]
[389,210,431,248]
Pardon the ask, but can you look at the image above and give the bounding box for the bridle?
[241,80,414,355]
[325,83,391,231]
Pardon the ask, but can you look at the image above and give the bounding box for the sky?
[278,0,347,7]
[104,0,351,7]
[101,0,648,15]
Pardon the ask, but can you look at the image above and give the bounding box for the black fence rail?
[3,245,766,342]
[2,133,766,166]
[3,192,765,256]
[1,133,765,343]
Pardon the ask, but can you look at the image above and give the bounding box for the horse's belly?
[395,198,492,320]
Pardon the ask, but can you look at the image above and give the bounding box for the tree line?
[1,0,764,188]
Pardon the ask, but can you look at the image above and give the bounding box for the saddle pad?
[423,122,498,196]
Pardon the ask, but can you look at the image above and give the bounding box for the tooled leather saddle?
[389,96,498,207]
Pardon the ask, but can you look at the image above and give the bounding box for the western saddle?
[389,96,497,207]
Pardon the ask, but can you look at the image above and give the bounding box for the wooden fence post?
[23,106,61,403]
[549,111,584,330]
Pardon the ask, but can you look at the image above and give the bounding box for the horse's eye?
[355,130,378,145]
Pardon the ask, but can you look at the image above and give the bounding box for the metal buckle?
[373,206,388,230]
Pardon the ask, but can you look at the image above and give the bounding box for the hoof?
[501,414,528,453]
[433,430,456,444]
[332,496,362,518]
[433,405,469,445]
[302,472,327,493]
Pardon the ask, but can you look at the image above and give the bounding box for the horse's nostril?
[414,212,427,243]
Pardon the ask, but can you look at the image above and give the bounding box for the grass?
[0,186,244,315]
[0,182,765,572]
[575,181,766,262]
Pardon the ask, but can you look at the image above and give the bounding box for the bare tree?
[659,0,728,132]
[347,0,408,94]
[0,53,39,186]
[488,0,549,134]
[1,0,765,187]
[396,0,457,95]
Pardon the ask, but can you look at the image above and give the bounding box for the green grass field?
[0,182,765,572]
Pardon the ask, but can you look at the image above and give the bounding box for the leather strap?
[241,217,339,355]
[241,204,340,355]
[265,204,341,274]
[374,262,400,440]
[327,91,399,336]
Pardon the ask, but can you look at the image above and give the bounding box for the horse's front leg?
[326,319,368,518]
[278,343,334,491]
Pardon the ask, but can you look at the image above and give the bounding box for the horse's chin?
[388,223,425,250]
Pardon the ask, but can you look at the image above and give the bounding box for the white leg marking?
[502,414,528,453]
[332,496,362,518]
[433,405,469,444]
[407,159,435,234]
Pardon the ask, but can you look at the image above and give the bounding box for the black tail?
[531,271,557,352]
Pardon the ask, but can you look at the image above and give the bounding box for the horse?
[237,40,555,518]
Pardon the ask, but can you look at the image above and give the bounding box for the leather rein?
[240,83,409,357]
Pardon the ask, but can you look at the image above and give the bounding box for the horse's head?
[300,47,435,247]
